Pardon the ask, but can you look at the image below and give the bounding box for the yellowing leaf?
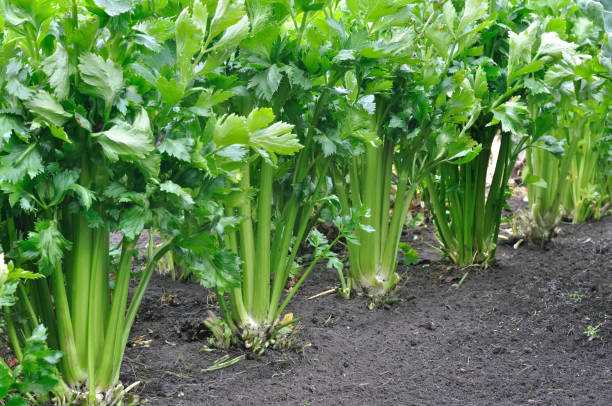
[280,313,294,329]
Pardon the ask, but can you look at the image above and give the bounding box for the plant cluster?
[0,0,609,403]
[515,0,611,244]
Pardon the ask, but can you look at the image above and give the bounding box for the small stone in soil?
[419,321,435,330]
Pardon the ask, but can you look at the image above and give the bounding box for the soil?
[121,213,612,406]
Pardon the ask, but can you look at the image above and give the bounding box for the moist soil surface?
[121,214,612,406]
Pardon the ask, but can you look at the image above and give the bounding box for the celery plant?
[559,0,612,221]
[0,0,249,401]
[182,1,374,349]
[204,108,357,351]
[323,0,486,296]
[520,0,612,239]
[523,80,609,242]
[209,109,303,350]
[423,3,583,266]
[561,114,612,221]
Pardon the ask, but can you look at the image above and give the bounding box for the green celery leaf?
[19,220,71,276]
[490,98,529,134]
[332,49,356,63]
[6,394,28,406]
[281,65,313,90]
[49,126,71,143]
[543,64,575,87]
[136,152,161,179]
[160,181,195,206]
[399,242,419,265]
[0,280,19,307]
[247,64,282,101]
[25,90,72,127]
[119,206,150,240]
[507,22,539,84]
[326,255,343,272]
[42,43,71,100]
[357,95,376,115]
[214,215,244,235]
[6,78,34,100]
[425,24,452,57]
[158,137,194,162]
[133,18,175,42]
[74,112,93,132]
[0,115,28,146]
[523,173,548,188]
[458,0,488,33]
[534,114,555,140]
[213,114,248,148]
[16,324,62,395]
[156,76,185,107]
[209,0,246,39]
[132,33,163,52]
[443,2,457,32]
[192,88,235,114]
[0,142,44,183]
[576,0,606,26]
[49,169,80,206]
[104,182,145,204]
[92,0,133,16]
[536,32,578,57]
[194,249,242,291]
[176,7,204,84]
[474,66,488,99]
[535,135,566,159]
[68,184,95,209]
[216,145,248,161]
[77,53,123,110]
[250,121,301,156]
[209,15,249,52]
[245,108,275,132]
[314,135,336,157]
[91,109,154,161]
[192,0,208,35]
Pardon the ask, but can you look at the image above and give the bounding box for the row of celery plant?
[420,1,590,266]
[0,0,254,402]
[561,0,612,222]
[1,4,609,405]
[519,0,611,243]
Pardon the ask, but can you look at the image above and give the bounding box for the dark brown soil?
[121,215,612,405]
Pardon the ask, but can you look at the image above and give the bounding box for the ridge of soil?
[121,215,612,405]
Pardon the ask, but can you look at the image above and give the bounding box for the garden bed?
[122,215,611,405]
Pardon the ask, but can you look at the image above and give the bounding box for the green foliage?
[0,325,62,405]
[0,0,253,400]
[0,254,60,404]
[0,0,608,392]
[584,324,601,340]
[419,0,597,265]
[519,0,612,243]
